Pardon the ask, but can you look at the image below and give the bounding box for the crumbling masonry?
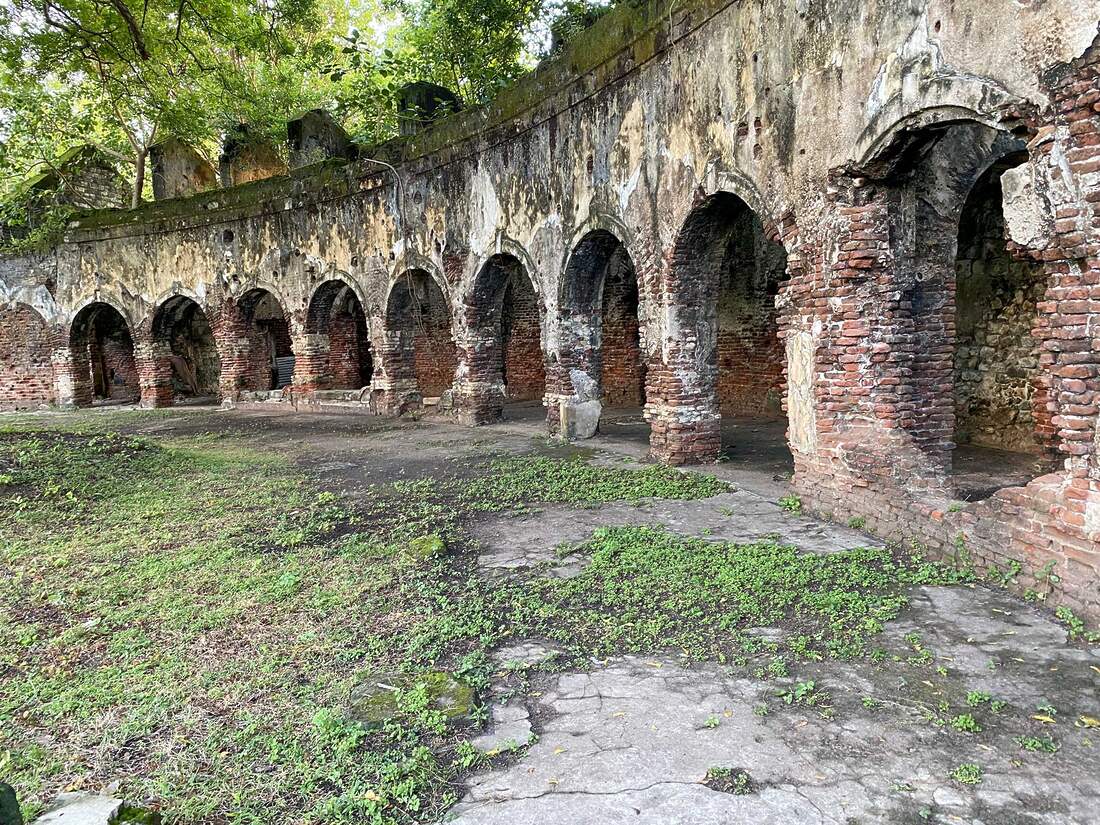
[2,0,1099,619]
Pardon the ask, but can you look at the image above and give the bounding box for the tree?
[0,0,342,207]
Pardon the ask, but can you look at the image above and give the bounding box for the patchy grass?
[0,416,972,823]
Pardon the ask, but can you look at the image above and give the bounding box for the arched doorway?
[148,296,221,406]
[381,269,456,411]
[464,254,545,423]
[69,302,139,407]
[302,280,372,392]
[235,289,295,393]
[557,230,645,439]
[665,192,791,473]
[871,121,1054,499]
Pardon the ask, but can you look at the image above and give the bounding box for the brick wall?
[0,304,56,409]
[715,207,788,417]
[955,170,1046,452]
[601,251,645,407]
[501,273,545,402]
[786,34,1100,622]
[68,304,140,406]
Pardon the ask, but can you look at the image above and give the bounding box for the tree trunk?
[131,148,147,209]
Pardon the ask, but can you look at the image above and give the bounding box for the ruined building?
[1,1,1099,620]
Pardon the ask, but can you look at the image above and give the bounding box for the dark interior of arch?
[561,230,645,407]
[674,192,789,419]
[309,281,372,390]
[473,254,544,403]
[153,297,221,398]
[239,289,295,391]
[386,271,455,397]
[71,303,139,404]
[879,121,1053,497]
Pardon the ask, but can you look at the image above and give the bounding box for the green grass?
[0,418,971,823]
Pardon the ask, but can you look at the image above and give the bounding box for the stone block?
[148,138,217,201]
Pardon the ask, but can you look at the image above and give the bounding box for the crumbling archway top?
[305,272,369,318]
[386,256,450,315]
[469,236,542,302]
[68,293,135,331]
[852,85,1027,180]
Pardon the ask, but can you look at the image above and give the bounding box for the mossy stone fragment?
[404,533,446,561]
[348,671,476,729]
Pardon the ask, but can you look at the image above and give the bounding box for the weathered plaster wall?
[1,0,1098,618]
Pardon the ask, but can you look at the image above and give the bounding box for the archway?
[148,296,221,405]
[870,121,1054,500]
[0,303,55,410]
[558,230,645,439]
[382,269,456,409]
[465,254,545,423]
[69,302,139,407]
[235,289,295,392]
[667,192,791,474]
[303,280,372,392]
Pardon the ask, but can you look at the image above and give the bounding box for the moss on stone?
[404,533,446,562]
[348,671,477,730]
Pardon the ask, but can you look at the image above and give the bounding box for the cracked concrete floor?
[88,405,1100,825]
[452,585,1100,824]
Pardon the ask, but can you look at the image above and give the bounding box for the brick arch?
[376,268,457,413]
[551,228,644,433]
[851,119,1038,480]
[295,278,373,393]
[650,190,790,463]
[0,302,56,410]
[454,253,545,424]
[220,288,297,395]
[67,302,139,407]
[144,295,222,407]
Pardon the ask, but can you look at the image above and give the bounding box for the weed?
[778,495,802,515]
[950,713,982,733]
[1017,735,1059,754]
[950,763,983,785]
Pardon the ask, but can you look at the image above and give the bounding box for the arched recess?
[461,253,545,423]
[657,191,790,466]
[0,303,56,410]
[860,119,1055,499]
[556,229,645,437]
[380,269,456,411]
[68,302,139,407]
[146,295,221,406]
[230,288,295,393]
[300,279,373,392]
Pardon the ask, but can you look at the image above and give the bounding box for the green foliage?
[1017,734,1059,754]
[950,713,981,733]
[464,455,728,508]
[950,763,983,785]
[778,495,802,514]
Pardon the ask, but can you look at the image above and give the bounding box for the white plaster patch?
[786,329,817,456]
[467,165,502,255]
[1001,164,1053,249]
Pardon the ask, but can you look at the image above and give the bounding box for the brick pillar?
[213,299,251,401]
[452,314,505,425]
[290,333,331,396]
[374,319,421,414]
[52,344,83,409]
[135,335,175,408]
[643,219,722,464]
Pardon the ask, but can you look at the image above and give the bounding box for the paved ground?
[33,402,1100,825]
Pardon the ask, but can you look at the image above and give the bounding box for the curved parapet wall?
[2,0,1099,619]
